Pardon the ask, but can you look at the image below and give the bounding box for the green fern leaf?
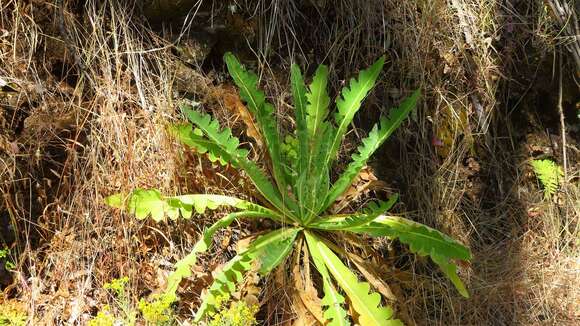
[183,108,246,159]
[324,90,419,210]
[194,252,255,321]
[305,232,350,326]
[182,107,299,220]
[323,57,385,169]
[296,64,333,220]
[305,232,401,326]
[531,159,563,198]
[349,215,471,297]
[320,279,350,326]
[105,190,279,301]
[224,52,288,195]
[194,228,300,321]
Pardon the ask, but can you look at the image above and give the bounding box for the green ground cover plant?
[106,53,471,325]
[531,159,564,198]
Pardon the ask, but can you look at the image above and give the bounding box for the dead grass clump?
[0,0,233,323]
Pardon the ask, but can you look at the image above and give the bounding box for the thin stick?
[557,51,567,182]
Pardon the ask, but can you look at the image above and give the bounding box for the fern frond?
[183,108,247,161]
[305,232,401,326]
[294,64,334,220]
[322,57,385,169]
[350,215,471,297]
[194,252,255,321]
[105,190,286,303]
[320,278,350,326]
[362,194,399,214]
[324,90,419,210]
[224,52,288,195]
[531,159,563,198]
[194,228,300,321]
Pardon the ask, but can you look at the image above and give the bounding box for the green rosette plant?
[106,53,471,325]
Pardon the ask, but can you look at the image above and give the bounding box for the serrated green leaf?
[194,252,255,321]
[299,123,333,222]
[324,90,419,210]
[431,254,469,298]
[320,279,350,326]
[296,63,334,220]
[290,64,310,188]
[169,123,229,165]
[183,108,245,157]
[194,227,300,321]
[224,52,289,197]
[305,232,401,326]
[305,232,350,326]
[182,107,299,221]
[350,215,471,297]
[104,189,281,222]
[163,210,270,303]
[255,228,299,275]
[310,194,398,230]
[323,56,385,169]
[306,64,330,138]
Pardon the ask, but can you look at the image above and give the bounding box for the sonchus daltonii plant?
[106,53,471,325]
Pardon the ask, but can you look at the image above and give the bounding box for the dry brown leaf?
[214,85,265,151]
[291,238,324,325]
[332,166,388,213]
[291,300,320,326]
[239,266,261,307]
[351,259,397,301]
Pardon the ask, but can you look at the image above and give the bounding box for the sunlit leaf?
[194,228,300,321]
[349,215,471,297]
[305,232,402,326]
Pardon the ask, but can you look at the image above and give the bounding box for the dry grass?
[0,0,578,325]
